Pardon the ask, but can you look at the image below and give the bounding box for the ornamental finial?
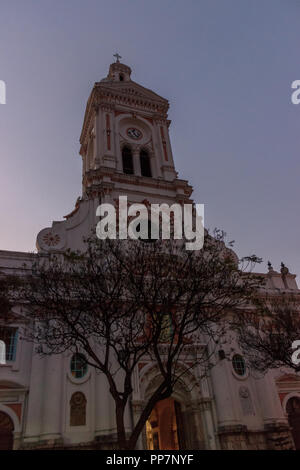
[113,52,122,63]
[267,261,273,272]
[281,262,289,275]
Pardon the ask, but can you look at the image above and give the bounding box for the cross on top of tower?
[113,52,122,63]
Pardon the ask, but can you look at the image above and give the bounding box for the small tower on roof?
[107,53,132,82]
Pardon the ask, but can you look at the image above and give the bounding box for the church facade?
[0,59,300,450]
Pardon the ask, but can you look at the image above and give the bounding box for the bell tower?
[36,57,194,252]
[79,56,193,205]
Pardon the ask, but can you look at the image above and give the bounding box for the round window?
[70,353,88,379]
[232,354,246,377]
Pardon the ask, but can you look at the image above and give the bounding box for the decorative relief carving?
[126,127,143,140]
[239,386,255,416]
[99,103,115,112]
[70,392,87,426]
[36,227,66,252]
[42,233,61,247]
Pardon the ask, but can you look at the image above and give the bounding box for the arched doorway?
[146,398,185,450]
[286,397,300,449]
[0,411,14,450]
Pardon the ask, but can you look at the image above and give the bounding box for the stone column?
[255,372,293,449]
[198,372,218,449]
[23,350,45,444]
[94,106,101,168]
[131,400,145,450]
[133,148,141,176]
[255,372,286,425]
[209,360,240,428]
[40,354,63,442]
[199,399,217,449]
[181,401,204,449]
[151,123,163,178]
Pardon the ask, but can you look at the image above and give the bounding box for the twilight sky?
[0,0,299,278]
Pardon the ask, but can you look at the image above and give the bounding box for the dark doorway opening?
[0,411,14,450]
[146,397,185,450]
[287,397,300,449]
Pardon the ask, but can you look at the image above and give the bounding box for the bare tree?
[0,274,20,327]
[233,292,300,373]
[14,230,262,449]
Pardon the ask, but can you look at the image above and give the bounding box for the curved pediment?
[98,80,169,104]
[276,374,300,384]
[0,381,25,390]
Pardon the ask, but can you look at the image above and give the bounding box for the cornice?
[84,168,193,195]
[95,88,168,115]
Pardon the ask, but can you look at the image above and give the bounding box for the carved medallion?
[126,127,143,140]
[42,232,61,247]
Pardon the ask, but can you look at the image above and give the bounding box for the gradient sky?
[0,0,299,279]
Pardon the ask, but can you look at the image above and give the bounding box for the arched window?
[232,354,246,376]
[140,149,152,177]
[0,328,18,362]
[0,340,6,364]
[70,353,88,379]
[122,146,134,175]
[70,392,87,426]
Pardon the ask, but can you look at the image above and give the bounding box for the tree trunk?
[115,402,129,450]
[127,382,173,450]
